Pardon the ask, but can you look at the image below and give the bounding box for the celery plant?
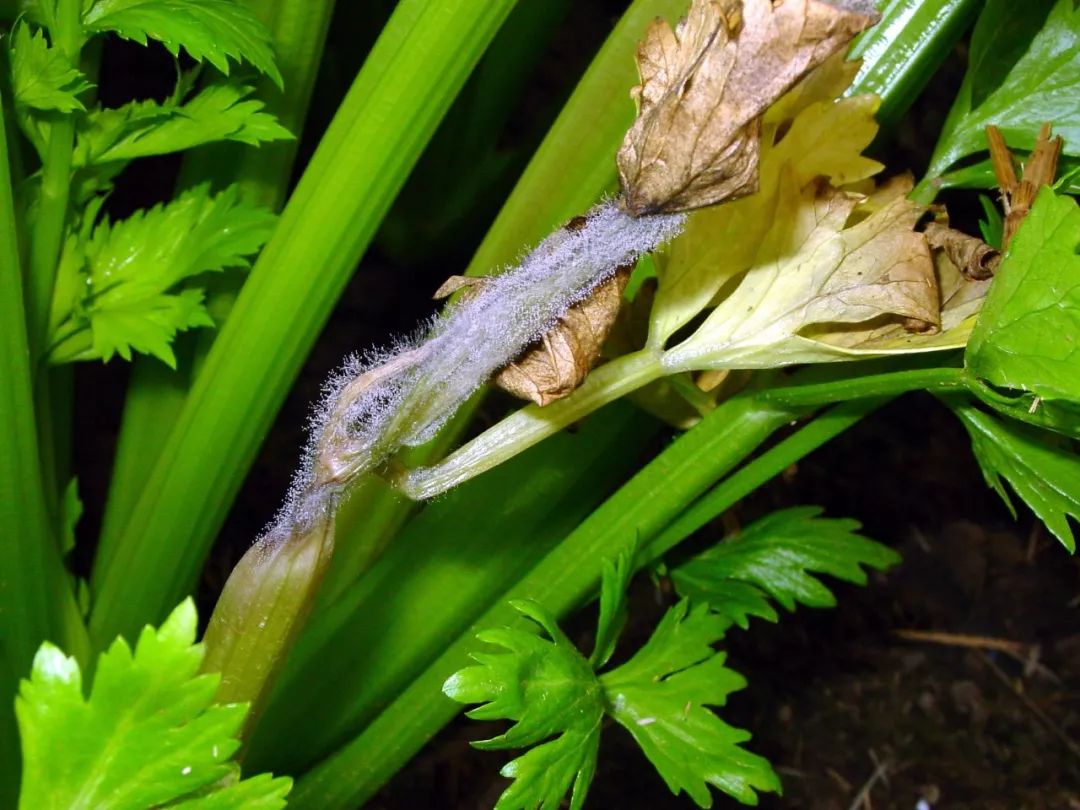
[3,0,1080,808]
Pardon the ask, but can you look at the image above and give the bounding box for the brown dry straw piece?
[987,122,1064,249]
[617,0,878,215]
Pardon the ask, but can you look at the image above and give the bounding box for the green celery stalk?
[25,0,83,356]
[0,82,87,804]
[88,0,518,648]
[847,0,979,131]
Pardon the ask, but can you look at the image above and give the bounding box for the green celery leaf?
[47,183,275,366]
[15,599,291,809]
[81,0,283,87]
[75,82,292,168]
[601,600,780,807]
[446,582,780,808]
[443,600,603,810]
[670,577,777,631]
[672,507,900,614]
[978,194,1004,249]
[954,405,1080,552]
[88,288,214,366]
[8,21,93,112]
[171,772,293,809]
[927,0,1079,178]
[589,544,634,669]
[967,188,1080,405]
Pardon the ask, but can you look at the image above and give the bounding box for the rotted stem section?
[200,199,684,734]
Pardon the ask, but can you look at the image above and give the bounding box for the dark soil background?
[68,1,1080,808]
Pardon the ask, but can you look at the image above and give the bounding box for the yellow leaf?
[805,251,992,356]
[649,55,883,346]
[662,170,943,370]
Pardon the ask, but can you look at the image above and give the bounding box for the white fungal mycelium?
[266,200,685,541]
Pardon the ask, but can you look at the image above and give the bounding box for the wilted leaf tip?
[617,0,878,215]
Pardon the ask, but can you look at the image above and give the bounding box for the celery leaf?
[75,82,292,168]
[671,507,899,621]
[443,600,603,810]
[928,0,1080,178]
[8,21,93,113]
[954,405,1080,552]
[600,601,780,807]
[446,560,781,807]
[81,0,283,87]
[47,183,275,366]
[15,599,291,809]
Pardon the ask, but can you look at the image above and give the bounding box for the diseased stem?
[201,516,336,742]
[89,0,518,653]
[397,347,666,499]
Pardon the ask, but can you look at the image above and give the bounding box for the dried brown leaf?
[924,222,1001,280]
[617,0,877,215]
[495,266,632,406]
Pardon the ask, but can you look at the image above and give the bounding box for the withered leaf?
[649,57,883,346]
[924,222,1001,280]
[664,171,943,370]
[495,266,632,406]
[617,0,877,215]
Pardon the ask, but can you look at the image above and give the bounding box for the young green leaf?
[81,0,284,88]
[443,600,604,810]
[978,194,1004,249]
[47,183,275,366]
[600,600,780,807]
[671,506,900,621]
[589,544,635,669]
[927,0,1079,179]
[15,599,291,809]
[446,564,781,807]
[967,187,1080,406]
[9,21,93,112]
[74,82,293,169]
[953,404,1080,552]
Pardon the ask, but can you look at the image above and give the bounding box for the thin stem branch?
[760,366,967,409]
[26,0,83,357]
[647,397,890,560]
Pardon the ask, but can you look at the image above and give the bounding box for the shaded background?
[69,1,1080,807]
